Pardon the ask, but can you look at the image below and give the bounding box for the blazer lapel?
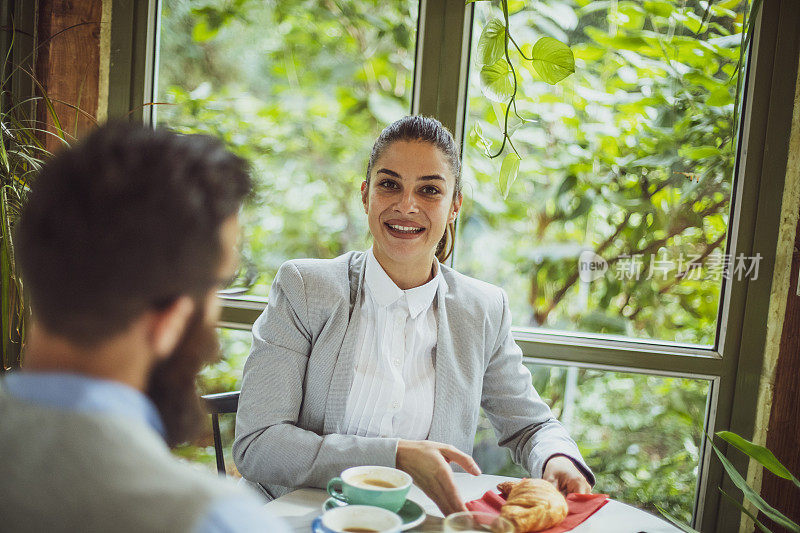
[428,277,456,443]
[323,252,367,434]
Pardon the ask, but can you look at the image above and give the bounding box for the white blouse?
[341,248,442,440]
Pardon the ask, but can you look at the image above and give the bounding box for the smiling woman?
[232,116,594,516]
[362,136,462,289]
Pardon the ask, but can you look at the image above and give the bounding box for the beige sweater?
[0,392,241,533]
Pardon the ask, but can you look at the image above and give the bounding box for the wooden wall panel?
[759,214,800,529]
[35,0,102,152]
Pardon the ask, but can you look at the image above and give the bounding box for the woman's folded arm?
[233,340,399,488]
[232,262,398,488]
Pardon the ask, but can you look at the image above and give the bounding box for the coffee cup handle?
[327,477,347,503]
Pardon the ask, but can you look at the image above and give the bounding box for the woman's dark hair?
[15,122,252,345]
[365,115,461,262]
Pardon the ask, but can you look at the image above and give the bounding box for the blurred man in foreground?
[0,123,288,532]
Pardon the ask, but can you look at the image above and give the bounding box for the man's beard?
[146,310,219,447]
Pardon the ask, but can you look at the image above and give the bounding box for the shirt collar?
[365,248,442,319]
[1,371,166,438]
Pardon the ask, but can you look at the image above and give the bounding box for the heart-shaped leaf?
[530,37,575,84]
[477,18,506,66]
[480,59,514,103]
[472,123,494,157]
[499,152,521,199]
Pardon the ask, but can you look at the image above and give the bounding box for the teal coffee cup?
[326,466,412,513]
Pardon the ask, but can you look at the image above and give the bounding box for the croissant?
[497,480,516,498]
[498,478,568,533]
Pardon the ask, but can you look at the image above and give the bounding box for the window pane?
[460,1,751,345]
[473,364,710,523]
[174,329,252,474]
[156,0,419,296]
[198,328,252,395]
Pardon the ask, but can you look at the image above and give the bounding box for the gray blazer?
[233,251,593,499]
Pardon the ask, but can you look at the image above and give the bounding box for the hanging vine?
[468,0,575,197]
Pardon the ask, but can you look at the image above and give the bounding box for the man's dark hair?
[15,122,252,344]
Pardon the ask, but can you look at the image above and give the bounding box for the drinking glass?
[443,511,514,533]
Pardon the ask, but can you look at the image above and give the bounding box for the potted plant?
[659,431,799,533]
[0,23,88,372]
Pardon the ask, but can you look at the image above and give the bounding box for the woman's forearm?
[233,423,399,488]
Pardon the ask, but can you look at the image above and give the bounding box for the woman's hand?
[395,440,481,516]
[543,454,592,495]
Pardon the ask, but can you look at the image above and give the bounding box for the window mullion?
[107,0,158,123]
[708,1,800,531]
[412,0,473,147]
[518,338,723,379]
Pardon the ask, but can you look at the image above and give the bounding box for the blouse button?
[393,358,401,366]
[392,401,400,409]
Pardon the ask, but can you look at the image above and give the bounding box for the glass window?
[149,1,767,526]
[198,328,252,395]
[174,328,253,474]
[156,0,419,296]
[473,364,710,523]
[460,0,751,345]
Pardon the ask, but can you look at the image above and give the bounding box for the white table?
[263,473,683,532]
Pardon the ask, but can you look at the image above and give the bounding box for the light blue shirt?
[3,372,290,533]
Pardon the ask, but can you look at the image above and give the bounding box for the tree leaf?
[477,18,506,66]
[643,0,674,18]
[499,152,521,199]
[679,146,721,160]
[480,59,515,102]
[706,87,733,107]
[712,445,800,531]
[192,20,220,42]
[631,153,678,168]
[717,431,800,488]
[555,174,578,198]
[530,37,575,84]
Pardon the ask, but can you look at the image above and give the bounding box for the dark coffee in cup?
[326,466,412,512]
[349,474,400,489]
[321,504,402,533]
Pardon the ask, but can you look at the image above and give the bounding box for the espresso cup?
[326,466,412,512]
[320,505,402,533]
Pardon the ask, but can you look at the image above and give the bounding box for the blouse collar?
[365,247,442,319]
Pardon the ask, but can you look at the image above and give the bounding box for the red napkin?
[465,490,609,533]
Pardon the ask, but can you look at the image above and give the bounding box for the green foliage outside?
[461,0,748,345]
[158,0,749,524]
[157,0,417,292]
[476,366,709,521]
[174,329,252,473]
